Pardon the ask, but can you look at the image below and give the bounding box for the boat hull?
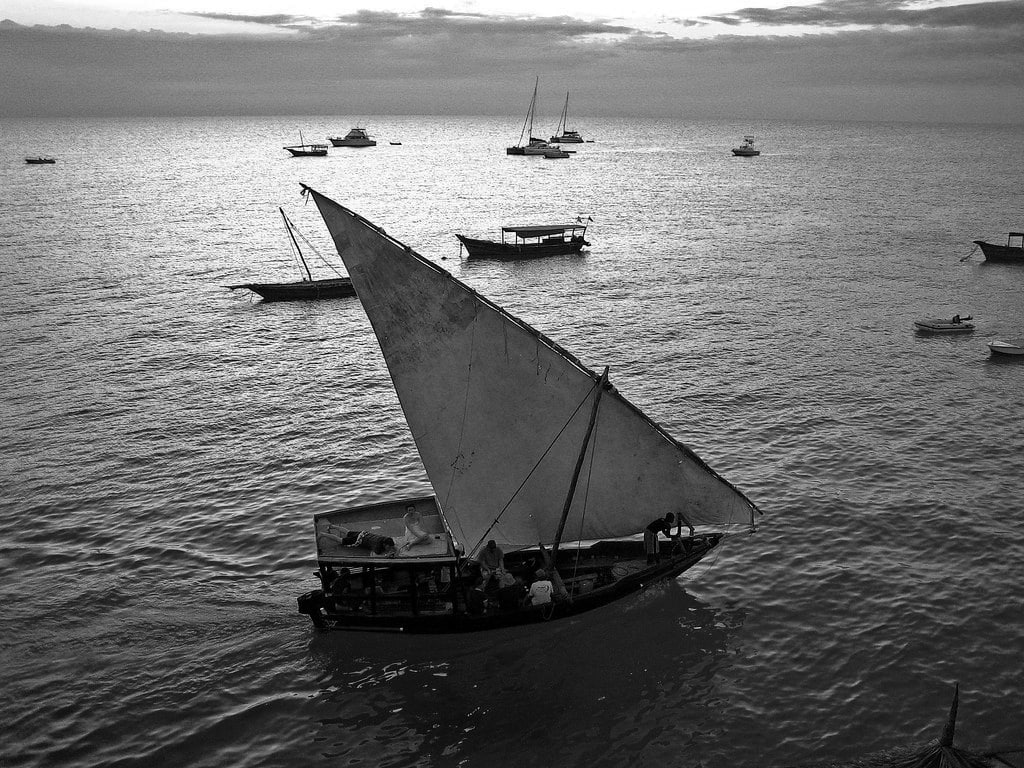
[731,149,760,156]
[329,138,376,147]
[25,157,56,164]
[988,340,1024,355]
[456,234,587,260]
[913,319,974,333]
[228,277,355,301]
[298,535,721,633]
[284,147,327,157]
[974,240,1024,263]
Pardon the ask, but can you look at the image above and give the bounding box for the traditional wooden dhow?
[227,207,355,301]
[295,185,761,633]
[283,130,328,157]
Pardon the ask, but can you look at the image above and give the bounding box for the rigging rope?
[467,375,602,561]
[959,243,980,262]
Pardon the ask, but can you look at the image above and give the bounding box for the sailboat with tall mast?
[295,185,762,633]
[549,91,586,144]
[227,208,355,301]
[283,130,328,157]
[506,77,560,156]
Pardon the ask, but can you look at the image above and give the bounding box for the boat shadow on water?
[303,586,743,763]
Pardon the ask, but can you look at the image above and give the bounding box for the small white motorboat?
[913,315,974,333]
[988,339,1024,355]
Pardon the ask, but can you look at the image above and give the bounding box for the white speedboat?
[913,315,974,333]
[988,340,1024,355]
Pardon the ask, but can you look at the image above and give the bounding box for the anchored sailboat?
[296,186,761,632]
[506,77,563,157]
[549,91,585,144]
[226,208,355,301]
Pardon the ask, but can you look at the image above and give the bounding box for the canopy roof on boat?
[501,224,585,237]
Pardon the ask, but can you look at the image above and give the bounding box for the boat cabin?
[1005,232,1023,248]
[500,223,588,246]
[305,496,459,622]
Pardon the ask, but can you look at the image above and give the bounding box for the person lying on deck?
[319,523,398,557]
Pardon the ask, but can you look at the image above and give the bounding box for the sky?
[1,0,1023,123]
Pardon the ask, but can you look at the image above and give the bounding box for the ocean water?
[1,115,1023,768]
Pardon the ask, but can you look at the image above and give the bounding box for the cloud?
[702,0,1024,29]
[1,6,1022,123]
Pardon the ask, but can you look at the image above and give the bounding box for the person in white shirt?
[526,569,553,605]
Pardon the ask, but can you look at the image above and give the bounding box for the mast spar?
[280,207,313,282]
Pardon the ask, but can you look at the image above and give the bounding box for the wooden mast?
[280,207,313,282]
[545,367,609,597]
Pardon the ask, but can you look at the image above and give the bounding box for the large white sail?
[305,186,760,554]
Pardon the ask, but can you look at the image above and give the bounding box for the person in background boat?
[496,571,526,610]
[644,513,676,564]
[525,569,554,606]
[952,315,962,324]
[319,523,398,557]
[400,506,431,551]
[475,539,506,585]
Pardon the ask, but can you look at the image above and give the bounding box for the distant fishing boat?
[456,219,591,260]
[284,130,328,157]
[731,136,760,156]
[548,91,585,144]
[328,127,376,147]
[227,208,354,301]
[295,185,760,633]
[973,232,1024,263]
[507,77,559,156]
[25,156,56,164]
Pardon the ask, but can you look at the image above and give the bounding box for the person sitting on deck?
[525,569,554,606]
[319,523,398,557]
[475,539,506,585]
[399,506,431,552]
[644,513,675,565]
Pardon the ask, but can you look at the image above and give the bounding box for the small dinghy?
[914,315,974,333]
[988,339,1024,356]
